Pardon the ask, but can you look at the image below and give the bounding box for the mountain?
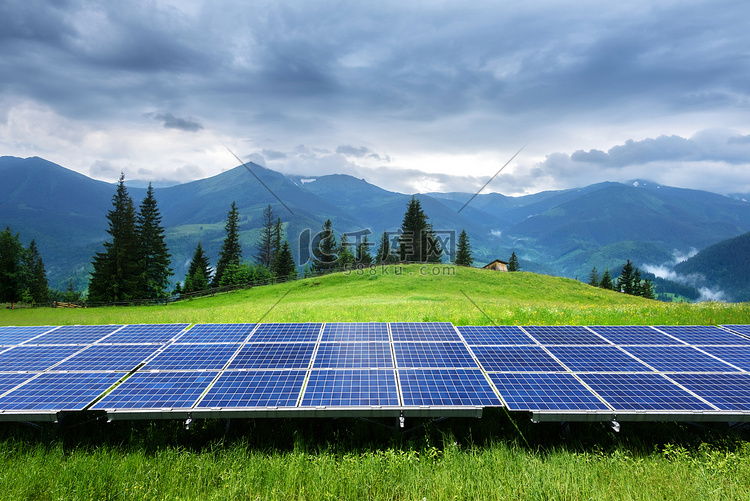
[2,156,750,298]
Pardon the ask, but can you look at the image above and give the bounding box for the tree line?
[588,259,655,299]
[0,228,48,308]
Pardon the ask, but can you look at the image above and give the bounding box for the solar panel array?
[0,323,749,423]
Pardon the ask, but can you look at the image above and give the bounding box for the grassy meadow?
[2,264,750,500]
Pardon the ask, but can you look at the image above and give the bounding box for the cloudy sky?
[2,0,749,195]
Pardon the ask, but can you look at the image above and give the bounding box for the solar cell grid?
[394,342,477,369]
[0,326,55,345]
[102,324,189,344]
[54,344,161,371]
[27,325,123,345]
[0,373,36,395]
[0,372,123,411]
[249,323,322,343]
[523,326,609,346]
[622,346,740,373]
[399,369,501,407]
[301,369,399,407]
[457,326,535,346]
[589,325,685,346]
[723,325,750,337]
[320,323,389,342]
[0,346,83,372]
[699,346,750,372]
[546,346,653,373]
[390,322,461,342]
[92,371,216,410]
[655,326,750,346]
[145,344,241,371]
[313,343,393,368]
[197,370,305,408]
[577,373,715,412]
[669,373,750,412]
[176,324,256,344]
[490,373,610,411]
[228,343,315,369]
[472,346,566,372]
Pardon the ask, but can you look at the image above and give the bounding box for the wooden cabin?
[483,259,509,272]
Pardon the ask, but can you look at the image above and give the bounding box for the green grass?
[2,265,750,500]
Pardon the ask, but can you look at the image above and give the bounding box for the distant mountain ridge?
[2,156,749,299]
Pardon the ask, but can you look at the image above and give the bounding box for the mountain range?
[2,155,749,301]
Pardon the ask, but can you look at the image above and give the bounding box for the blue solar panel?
[699,346,750,372]
[390,322,460,342]
[92,371,216,410]
[176,324,256,344]
[145,344,241,370]
[546,346,653,372]
[0,346,84,372]
[394,342,478,369]
[313,343,393,368]
[655,326,750,346]
[669,373,750,412]
[102,324,189,344]
[320,323,389,342]
[577,373,714,411]
[722,325,750,337]
[0,372,123,411]
[490,373,610,411]
[197,370,305,408]
[54,344,162,371]
[228,343,315,369]
[472,346,566,372]
[28,325,123,345]
[0,373,36,395]
[523,326,609,345]
[301,369,400,407]
[457,326,536,346]
[589,325,685,345]
[0,326,55,345]
[399,369,501,406]
[622,346,740,372]
[249,323,322,342]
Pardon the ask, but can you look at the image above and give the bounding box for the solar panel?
[457,326,535,346]
[176,324,256,344]
[0,373,36,395]
[668,373,750,412]
[472,346,566,372]
[197,370,306,408]
[589,325,685,345]
[301,369,400,407]
[27,325,123,345]
[54,344,162,371]
[394,342,478,369]
[320,322,389,342]
[523,326,609,345]
[145,344,241,371]
[622,346,741,373]
[313,343,393,368]
[489,373,610,411]
[0,372,123,411]
[101,324,189,344]
[546,346,653,373]
[0,346,84,372]
[577,373,715,412]
[92,371,216,410]
[249,323,322,343]
[699,346,750,372]
[722,325,750,337]
[227,343,316,369]
[390,322,461,342]
[655,326,750,346]
[0,326,55,345]
[399,369,501,406]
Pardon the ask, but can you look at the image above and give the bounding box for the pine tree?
[618,260,635,295]
[507,252,520,271]
[25,239,48,303]
[185,242,212,292]
[599,268,614,290]
[398,197,442,263]
[136,184,173,299]
[641,278,656,299]
[375,231,395,264]
[88,174,140,302]
[213,202,242,286]
[337,233,355,268]
[273,240,297,280]
[256,205,277,268]
[356,234,373,266]
[312,219,338,273]
[454,229,473,266]
[632,268,642,297]
[0,227,27,308]
[273,218,283,264]
[588,266,600,287]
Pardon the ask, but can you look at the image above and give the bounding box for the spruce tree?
[273,240,297,280]
[185,242,212,292]
[641,278,656,299]
[337,233,355,268]
[136,184,173,299]
[618,260,635,295]
[507,252,520,271]
[398,197,442,263]
[312,219,338,273]
[273,218,283,264]
[25,239,48,303]
[356,234,373,266]
[588,266,600,287]
[213,202,242,286]
[88,174,140,302]
[256,205,277,268]
[375,231,394,264]
[454,229,473,266]
[599,268,614,290]
[632,268,642,297]
[0,227,27,308]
